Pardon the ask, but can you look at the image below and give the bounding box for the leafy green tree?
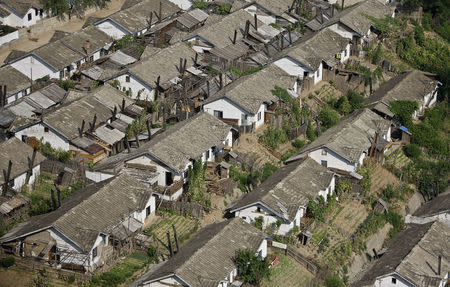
[41,0,69,18]
[389,100,418,128]
[306,122,316,141]
[404,144,422,159]
[335,95,352,115]
[318,106,340,130]
[234,249,270,285]
[347,90,365,112]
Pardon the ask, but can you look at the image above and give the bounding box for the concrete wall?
[328,23,360,40]
[85,171,115,182]
[185,36,212,53]
[308,147,357,172]
[14,122,70,151]
[374,273,416,287]
[274,56,311,79]
[112,73,154,101]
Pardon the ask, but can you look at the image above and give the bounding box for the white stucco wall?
[308,147,357,172]
[374,273,416,287]
[48,228,88,267]
[6,87,31,104]
[111,73,154,101]
[185,36,212,53]
[11,55,58,80]
[85,171,115,182]
[328,23,361,40]
[274,57,311,79]
[95,20,130,40]
[0,30,19,46]
[168,0,193,10]
[126,155,181,187]
[14,122,70,151]
[143,275,188,287]
[11,165,40,191]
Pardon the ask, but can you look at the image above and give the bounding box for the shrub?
[253,216,264,230]
[147,246,159,264]
[292,139,306,149]
[404,144,422,159]
[347,90,365,112]
[234,249,270,285]
[335,95,352,115]
[318,106,340,130]
[1,256,15,268]
[59,79,76,91]
[325,274,345,287]
[261,163,278,182]
[259,125,288,150]
[306,122,316,141]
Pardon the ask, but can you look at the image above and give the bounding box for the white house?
[0,65,32,105]
[0,0,46,27]
[135,218,267,287]
[322,0,394,46]
[0,173,156,272]
[229,158,335,235]
[273,28,350,91]
[203,64,297,130]
[12,85,132,154]
[9,26,112,80]
[0,137,45,194]
[286,109,391,173]
[89,112,235,201]
[354,221,449,287]
[366,70,440,120]
[94,0,180,40]
[107,42,195,101]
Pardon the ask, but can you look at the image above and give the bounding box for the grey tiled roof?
[230,158,334,221]
[0,65,31,96]
[137,218,265,287]
[0,137,45,185]
[0,0,42,17]
[354,221,450,287]
[0,173,152,252]
[413,191,450,217]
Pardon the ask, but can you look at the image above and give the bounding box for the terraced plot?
[261,253,315,287]
[332,200,369,235]
[144,213,199,255]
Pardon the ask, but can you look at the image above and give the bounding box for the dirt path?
[0,0,126,64]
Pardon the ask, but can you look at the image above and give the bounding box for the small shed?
[400,126,411,144]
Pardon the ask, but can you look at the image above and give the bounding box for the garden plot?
[144,213,199,256]
[370,163,402,193]
[331,200,369,235]
[261,252,315,287]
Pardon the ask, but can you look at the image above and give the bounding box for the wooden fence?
[269,240,319,274]
[158,200,205,218]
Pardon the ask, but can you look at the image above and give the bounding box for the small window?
[44,127,49,133]
[205,150,210,160]
[257,112,261,121]
[28,13,32,21]
[102,235,107,246]
[59,70,64,79]
[391,278,397,284]
[146,206,151,217]
[256,207,261,212]
[76,61,81,68]
[92,247,98,258]
[321,160,327,167]
[322,149,327,156]
[23,89,28,96]
[22,135,28,143]
[213,110,223,118]
[35,9,38,16]
[89,55,94,62]
[125,75,131,83]
[242,216,247,220]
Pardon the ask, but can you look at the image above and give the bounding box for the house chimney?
[372,248,378,259]
[244,20,250,39]
[288,29,292,44]
[125,138,131,153]
[121,98,126,111]
[85,40,91,60]
[159,1,162,21]
[0,85,7,107]
[54,184,62,208]
[233,30,237,44]
[25,148,37,185]
[51,188,58,210]
[146,119,152,140]
[320,8,324,24]
[134,130,140,147]
[438,255,442,276]
[194,53,198,65]
[280,35,284,49]
[206,81,210,98]
[79,120,85,137]
[90,114,97,132]
[331,5,335,17]
[219,73,223,89]
[172,225,179,253]
[254,14,258,30]
[341,0,344,10]
[167,231,174,257]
